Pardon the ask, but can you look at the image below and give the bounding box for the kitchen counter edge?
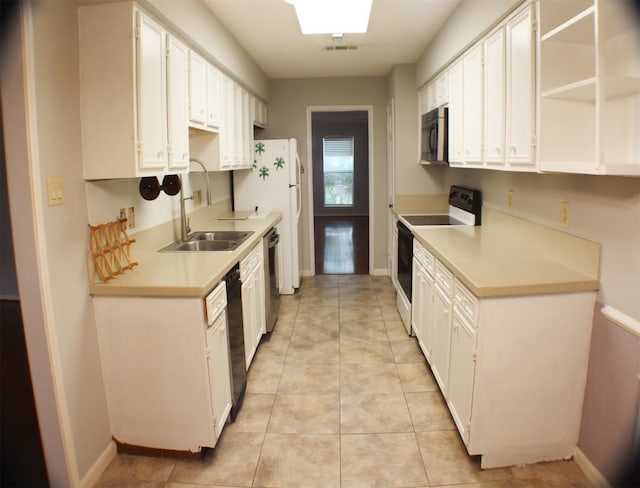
[89,213,282,298]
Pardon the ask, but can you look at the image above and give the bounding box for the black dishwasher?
[224,264,246,421]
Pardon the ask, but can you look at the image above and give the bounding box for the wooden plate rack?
[89,218,138,282]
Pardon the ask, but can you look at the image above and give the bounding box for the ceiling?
[203,0,464,79]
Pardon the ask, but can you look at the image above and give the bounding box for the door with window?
[311,111,369,216]
[311,110,369,274]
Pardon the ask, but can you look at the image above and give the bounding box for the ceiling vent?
[323,45,358,51]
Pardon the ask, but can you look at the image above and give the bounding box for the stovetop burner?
[402,214,465,226]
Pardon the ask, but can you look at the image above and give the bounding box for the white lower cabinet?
[206,304,233,440]
[411,239,596,468]
[411,241,435,361]
[92,281,232,452]
[431,261,454,396]
[447,300,478,445]
[240,242,266,368]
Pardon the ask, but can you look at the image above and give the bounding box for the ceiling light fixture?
[284,0,372,35]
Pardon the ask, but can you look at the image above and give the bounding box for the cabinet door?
[206,312,232,440]
[483,28,505,165]
[418,85,430,115]
[136,12,168,171]
[241,88,252,167]
[421,273,434,362]
[188,51,207,125]
[447,312,478,445]
[206,64,222,129]
[435,71,449,107]
[253,252,267,338]
[167,36,190,171]
[463,44,483,163]
[448,59,464,164]
[431,290,453,396]
[411,258,423,341]
[241,277,257,367]
[221,75,235,169]
[505,5,535,166]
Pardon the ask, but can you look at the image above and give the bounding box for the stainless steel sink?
[190,230,253,242]
[159,230,254,252]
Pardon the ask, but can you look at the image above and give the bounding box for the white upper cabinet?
[206,64,223,129]
[462,44,484,164]
[483,28,506,165]
[538,0,640,175]
[188,52,223,131]
[251,95,268,128]
[167,35,190,171]
[190,75,253,171]
[505,4,536,168]
[79,3,188,179]
[188,50,207,126]
[448,59,464,164]
[136,13,168,172]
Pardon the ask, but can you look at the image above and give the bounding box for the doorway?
[310,110,369,274]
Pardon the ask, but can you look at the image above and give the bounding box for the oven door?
[396,220,413,334]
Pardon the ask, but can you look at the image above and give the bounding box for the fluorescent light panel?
[287,0,372,34]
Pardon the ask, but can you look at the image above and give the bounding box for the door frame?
[305,105,374,276]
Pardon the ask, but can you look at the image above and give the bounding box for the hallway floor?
[95,275,593,487]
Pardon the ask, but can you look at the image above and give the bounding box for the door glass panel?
[323,136,354,207]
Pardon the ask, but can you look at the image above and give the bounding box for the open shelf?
[541,77,596,102]
[541,5,594,44]
[539,0,593,37]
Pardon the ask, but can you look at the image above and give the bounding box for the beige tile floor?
[95,275,594,488]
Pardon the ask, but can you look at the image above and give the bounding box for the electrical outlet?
[561,201,570,228]
[507,190,514,209]
[127,207,135,229]
[119,208,127,222]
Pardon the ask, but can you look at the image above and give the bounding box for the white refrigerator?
[233,138,301,294]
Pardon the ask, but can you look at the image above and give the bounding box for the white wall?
[1,1,113,484]
[85,171,231,236]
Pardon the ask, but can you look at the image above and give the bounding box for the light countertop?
[89,212,281,298]
[397,208,600,298]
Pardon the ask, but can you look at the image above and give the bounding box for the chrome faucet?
[189,158,211,206]
[179,175,192,241]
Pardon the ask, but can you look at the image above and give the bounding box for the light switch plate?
[47,176,64,206]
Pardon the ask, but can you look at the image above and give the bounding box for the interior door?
[387,99,396,276]
[311,111,369,217]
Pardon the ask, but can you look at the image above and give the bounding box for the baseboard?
[80,441,116,488]
[575,447,611,488]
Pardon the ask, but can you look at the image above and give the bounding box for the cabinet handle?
[510,145,517,154]
[495,147,501,154]
[182,153,188,159]
[157,151,163,159]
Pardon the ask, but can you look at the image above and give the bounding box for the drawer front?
[413,241,435,277]
[454,279,478,326]
[435,260,453,297]
[422,247,435,278]
[205,280,227,325]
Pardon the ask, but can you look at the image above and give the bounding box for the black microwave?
[420,106,448,165]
